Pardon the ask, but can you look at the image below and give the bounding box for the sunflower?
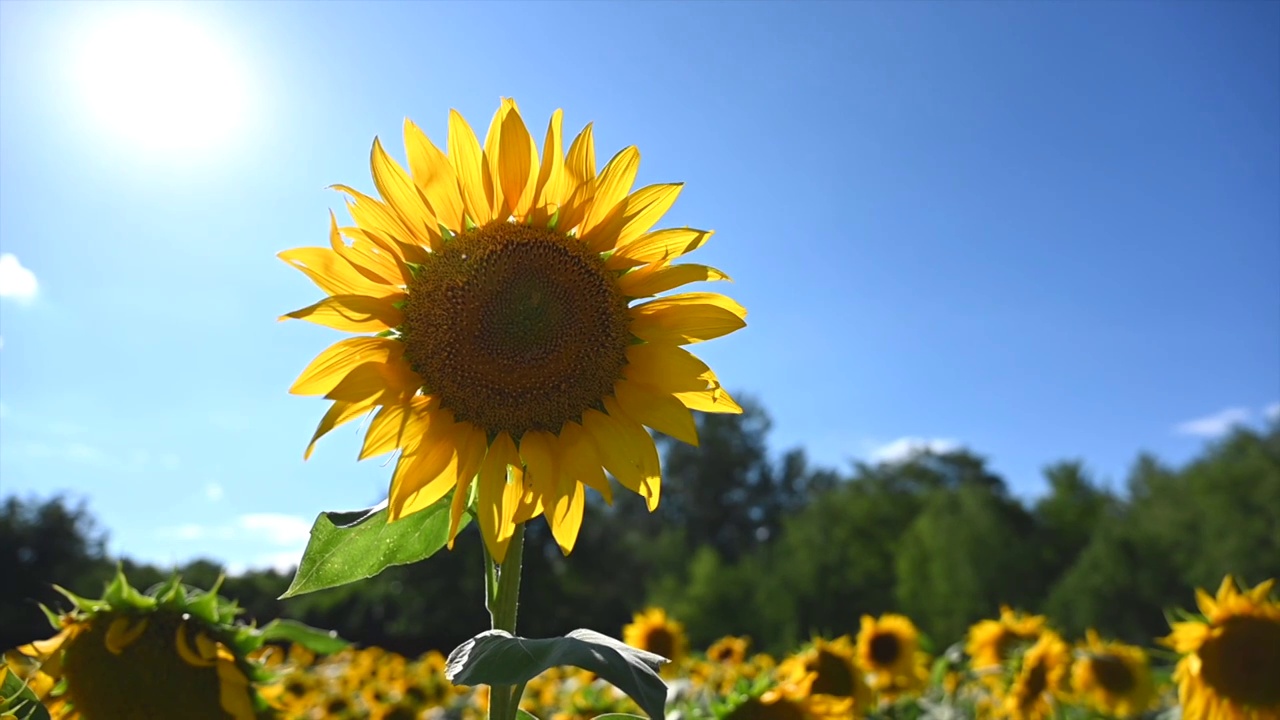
[1162,575,1280,720]
[280,99,745,562]
[9,572,267,720]
[966,606,1047,675]
[707,636,751,665]
[1070,629,1154,719]
[855,613,927,697]
[623,608,688,673]
[774,636,872,716]
[1002,631,1070,720]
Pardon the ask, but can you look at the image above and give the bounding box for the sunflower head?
[622,608,688,674]
[774,636,872,713]
[1161,575,1280,720]
[965,606,1048,674]
[707,636,751,666]
[1004,631,1071,720]
[1070,629,1154,719]
[281,98,745,563]
[855,613,926,696]
[7,569,284,720]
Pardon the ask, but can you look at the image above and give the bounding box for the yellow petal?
[175,624,214,668]
[280,294,403,333]
[482,102,511,220]
[564,122,596,193]
[533,109,567,221]
[305,399,375,460]
[582,183,683,253]
[629,292,747,345]
[544,433,585,554]
[322,358,420,405]
[448,109,493,225]
[560,420,612,503]
[290,337,403,397]
[578,146,640,239]
[404,118,466,232]
[477,432,520,562]
[519,430,558,500]
[360,398,428,460]
[449,422,489,548]
[495,102,539,219]
[623,343,714,393]
[582,399,661,511]
[613,379,698,447]
[388,413,463,521]
[371,138,441,252]
[618,263,731,299]
[507,464,540,527]
[332,223,412,287]
[675,387,743,415]
[105,616,148,655]
[279,241,394,299]
[607,228,715,270]
[330,184,428,264]
[215,651,256,720]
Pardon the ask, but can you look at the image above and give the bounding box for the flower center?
[1018,661,1049,711]
[401,221,632,439]
[1199,615,1280,706]
[811,649,857,697]
[644,627,676,660]
[869,632,902,667]
[1090,654,1135,695]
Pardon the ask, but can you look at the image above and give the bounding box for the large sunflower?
[1162,575,1280,720]
[280,99,745,561]
[965,606,1047,675]
[1070,629,1154,719]
[855,613,926,697]
[774,636,872,716]
[622,608,688,674]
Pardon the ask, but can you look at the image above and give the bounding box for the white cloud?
[65,442,110,466]
[1265,402,1280,422]
[1174,407,1252,438]
[870,437,960,464]
[237,513,312,547]
[204,482,224,502]
[0,253,38,303]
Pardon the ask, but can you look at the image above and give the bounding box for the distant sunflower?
[1162,575,1280,720]
[707,636,751,665]
[775,636,872,715]
[1003,631,1070,720]
[10,572,265,720]
[623,608,687,674]
[1070,629,1154,719]
[966,606,1047,675]
[855,613,926,696]
[280,98,744,562]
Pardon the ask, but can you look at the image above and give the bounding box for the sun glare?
[74,9,247,155]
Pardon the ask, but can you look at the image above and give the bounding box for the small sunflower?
[622,608,688,673]
[280,98,745,562]
[1070,629,1154,719]
[8,571,276,720]
[707,636,751,666]
[774,636,872,716]
[1003,631,1070,720]
[1162,575,1280,720]
[966,606,1047,675]
[855,613,926,696]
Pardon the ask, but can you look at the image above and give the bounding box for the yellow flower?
[622,608,688,674]
[1002,631,1070,720]
[1070,629,1154,719]
[281,98,745,562]
[1162,575,1280,720]
[706,635,751,665]
[775,636,872,716]
[966,606,1047,674]
[855,613,927,697]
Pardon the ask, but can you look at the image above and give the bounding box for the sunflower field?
[5,573,1278,719]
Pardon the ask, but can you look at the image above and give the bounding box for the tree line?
[3,396,1277,656]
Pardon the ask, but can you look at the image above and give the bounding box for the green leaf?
[258,619,349,655]
[445,629,668,720]
[280,495,468,598]
[516,711,539,720]
[1,668,52,720]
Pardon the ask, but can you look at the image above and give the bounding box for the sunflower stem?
[485,522,526,720]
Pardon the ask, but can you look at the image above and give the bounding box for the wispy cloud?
[159,513,312,551]
[204,482,224,502]
[1265,402,1280,423]
[1174,407,1252,438]
[870,437,960,464]
[0,253,38,303]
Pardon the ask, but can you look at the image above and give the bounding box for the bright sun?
[75,9,247,154]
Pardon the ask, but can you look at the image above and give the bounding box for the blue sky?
[1,1,1277,573]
